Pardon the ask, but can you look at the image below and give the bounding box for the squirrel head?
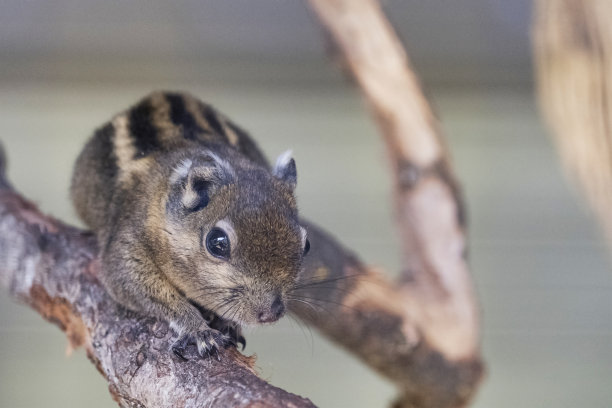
[160,146,307,326]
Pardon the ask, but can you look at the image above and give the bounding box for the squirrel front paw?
[171,327,233,360]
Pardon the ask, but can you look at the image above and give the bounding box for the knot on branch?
[398,159,455,191]
[397,159,466,228]
[397,159,455,190]
[398,160,422,189]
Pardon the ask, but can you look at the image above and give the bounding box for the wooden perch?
[534,0,612,246]
[0,0,483,407]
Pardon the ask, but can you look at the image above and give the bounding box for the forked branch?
[0,0,483,407]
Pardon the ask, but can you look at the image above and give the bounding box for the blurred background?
[0,0,610,407]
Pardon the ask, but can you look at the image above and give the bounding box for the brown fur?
[71,91,306,356]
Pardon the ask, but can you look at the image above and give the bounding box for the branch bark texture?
[534,0,612,246]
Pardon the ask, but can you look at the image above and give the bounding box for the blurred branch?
[305,0,484,406]
[534,0,612,246]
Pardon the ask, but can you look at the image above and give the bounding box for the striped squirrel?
[71,91,309,357]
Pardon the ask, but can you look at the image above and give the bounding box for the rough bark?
[0,1,484,407]
[304,0,484,407]
[534,0,612,247]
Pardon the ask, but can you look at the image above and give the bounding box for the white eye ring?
[300,226,307,247]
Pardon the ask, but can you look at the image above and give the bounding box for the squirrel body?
[71,91,307,356]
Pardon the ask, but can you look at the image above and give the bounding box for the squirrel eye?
[206,228,230,260]
[303,238,310,256]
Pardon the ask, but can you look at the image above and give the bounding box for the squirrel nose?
[257,295,285,323]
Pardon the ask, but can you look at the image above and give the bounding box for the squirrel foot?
[217,322,246,350]
[171,328,233,360]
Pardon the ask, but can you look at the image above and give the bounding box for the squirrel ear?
[180,171,211,212]
[169,154,234,213]
[273,150,297,190]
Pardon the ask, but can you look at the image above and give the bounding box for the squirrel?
[71,91,309,357]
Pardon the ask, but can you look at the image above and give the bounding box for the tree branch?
[0,143,315,408]
[0,1,484,406]
[303,0,484,406]
[534,0,612,247]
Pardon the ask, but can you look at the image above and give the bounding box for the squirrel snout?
[256,295,285,323]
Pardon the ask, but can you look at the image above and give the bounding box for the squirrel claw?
[171,328,232,360]
[223,324,246,350]
[237,335,246,350]
[172,346,189,361]
[223,335,245,350]
[171,336,191,361]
